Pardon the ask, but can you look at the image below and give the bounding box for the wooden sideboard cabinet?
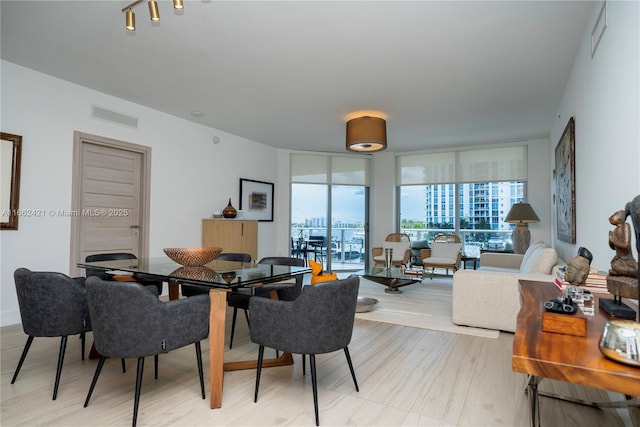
[202,219,258,261]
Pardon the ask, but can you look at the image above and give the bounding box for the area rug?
[355,276,500,339]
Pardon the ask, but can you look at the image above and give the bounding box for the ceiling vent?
[91,105,138,128]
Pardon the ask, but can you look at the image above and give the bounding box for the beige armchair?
[372,233,411,267]
[420,234,462,278]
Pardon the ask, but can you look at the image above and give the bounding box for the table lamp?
[505,202,540,254]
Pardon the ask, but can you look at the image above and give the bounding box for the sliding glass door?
[290,153,370,271]
[291,183,367,271]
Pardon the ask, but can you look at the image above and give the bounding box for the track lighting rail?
[121,0,183,31]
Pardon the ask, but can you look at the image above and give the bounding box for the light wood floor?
[1,305,631,426]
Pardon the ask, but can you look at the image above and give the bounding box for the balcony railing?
[291,227,365,270]
[291,226,513,269]
[400,228,513,257]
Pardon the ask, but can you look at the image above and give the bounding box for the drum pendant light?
[346,116,387,152]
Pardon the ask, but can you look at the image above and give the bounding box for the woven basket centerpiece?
[163,247,222,267]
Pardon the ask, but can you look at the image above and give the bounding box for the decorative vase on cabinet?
[222,198,237,218]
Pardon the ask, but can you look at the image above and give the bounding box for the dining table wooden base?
[209,289,227,409]
[223,352,294,371]
[169,281,180,300]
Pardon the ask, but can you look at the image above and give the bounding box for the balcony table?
[77,257,310,409]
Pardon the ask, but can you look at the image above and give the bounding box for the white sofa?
[452,241,566,333]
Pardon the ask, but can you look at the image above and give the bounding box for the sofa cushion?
[520,246,558,274]
[423,256,458,265]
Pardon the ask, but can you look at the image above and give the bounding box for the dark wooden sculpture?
[603,195,640,320]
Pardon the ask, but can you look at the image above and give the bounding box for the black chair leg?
[121,358,127,373]
[343,347,359,392]
[254,345,265,402]
[81,332,86,361]
[84,356,106,407]
[302,354,306,376]
[195,342,205,399]
[11,335,34,384]
[52,336,68,400]
[310,354,319,426]
[229,307,238,349]
[154,354,158,379]
[132,357,145,427]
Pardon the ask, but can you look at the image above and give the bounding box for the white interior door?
[70,132,151,275]
[80,142,141,258]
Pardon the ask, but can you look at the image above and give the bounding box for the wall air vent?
[91,105,138,128]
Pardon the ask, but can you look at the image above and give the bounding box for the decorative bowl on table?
[170,266,221,282]
[356,297,378,313]
[163,247,223,267]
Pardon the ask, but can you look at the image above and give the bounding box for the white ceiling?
[1,1,594,153]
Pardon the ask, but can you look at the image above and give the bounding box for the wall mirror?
[1,132,23,230]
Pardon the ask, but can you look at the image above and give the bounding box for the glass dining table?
[77,257,310,409]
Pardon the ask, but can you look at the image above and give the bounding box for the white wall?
[0,61,281,326]
[550,1,640,271]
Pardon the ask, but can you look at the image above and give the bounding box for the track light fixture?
[122,0,183,31]
[148,0,160,22]
[125,9,135,31]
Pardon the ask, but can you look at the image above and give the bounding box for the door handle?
[130,225,140,229]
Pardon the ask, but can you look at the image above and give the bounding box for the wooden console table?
[512,280,640,427]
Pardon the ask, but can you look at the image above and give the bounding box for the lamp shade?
[505,202,540,223]
[346,116,387,152]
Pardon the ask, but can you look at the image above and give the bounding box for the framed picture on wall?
[1,132,22,230]
[554,117,576,243]
[239,178,274,222]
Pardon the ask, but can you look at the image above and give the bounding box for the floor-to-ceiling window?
[290,154,370,271]
[397,146,528,257]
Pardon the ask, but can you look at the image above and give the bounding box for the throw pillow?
[520,240,545,269]
[431,242,462,260]
[382,241,410,261]
[520,247,558,274]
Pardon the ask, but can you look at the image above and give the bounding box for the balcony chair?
[249,276,360,426]
[83,278,209,427]
[420,234,463,279]
[227,256,305,349]
[372,233,411,267]
[11,268,92,400]
[306,235,328,264]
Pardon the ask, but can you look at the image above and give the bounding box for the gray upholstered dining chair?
[85,252,163,295]
[227,256,305,349]
[11,268,92,400]
[249,276,360,426]
[181,252,252,297]
[83,278,209,427]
